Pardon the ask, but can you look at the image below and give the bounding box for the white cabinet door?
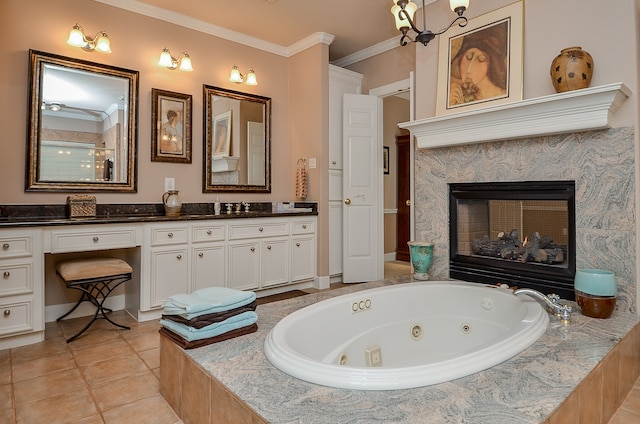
[228,241,260,291]
[150,247,189,308]
[262,238,289,288]
[192,244,225,291]
[291,236,315,282]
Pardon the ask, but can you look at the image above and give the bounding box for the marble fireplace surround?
[400,83,637,313]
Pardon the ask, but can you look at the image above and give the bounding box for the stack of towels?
[159,287,258,349]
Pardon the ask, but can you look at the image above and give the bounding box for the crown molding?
[286,32,336,56]
[96,0,301,57]
[331,37,401,67]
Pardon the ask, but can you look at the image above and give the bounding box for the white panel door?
[342,94,382,283]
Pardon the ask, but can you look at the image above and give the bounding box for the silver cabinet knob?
[168,233,174,238]
[296,243,300,247]
[198,252,204,257]
[3,310,10,316]
[176,254,182,260]
[93,236,99,242]
[302,224,307,229]
[267,245,272,250]
[2,271,9,278]
[258,227,263,232]
[207,230,212,235]
[250,247,256,252]
[2,243,9,250]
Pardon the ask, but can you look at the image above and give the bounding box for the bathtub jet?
[264,281,550,390]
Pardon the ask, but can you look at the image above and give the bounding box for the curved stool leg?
[62,274,132,343]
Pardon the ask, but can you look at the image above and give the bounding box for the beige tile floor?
[0,260,637,424]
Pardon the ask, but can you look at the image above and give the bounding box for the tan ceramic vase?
[550,47,594,93]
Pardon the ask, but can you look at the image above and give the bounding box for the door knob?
[406,200,411,206]
[344,198,351,205]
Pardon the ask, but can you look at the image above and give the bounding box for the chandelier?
[391,0,469,46]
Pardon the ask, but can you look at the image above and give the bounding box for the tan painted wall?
[1,0,292,205]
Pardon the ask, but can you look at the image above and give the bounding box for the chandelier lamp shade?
[159,47,193,72]
[67,24,112,53]
[391,0,469,47]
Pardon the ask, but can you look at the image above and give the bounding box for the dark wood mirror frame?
[203,85,271,193]
[26,50,139,192]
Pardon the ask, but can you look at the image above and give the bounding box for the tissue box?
[67,195,97,219]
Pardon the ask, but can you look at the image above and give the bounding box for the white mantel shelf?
[399,83,631,149]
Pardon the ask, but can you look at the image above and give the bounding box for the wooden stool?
[56,258,133,342]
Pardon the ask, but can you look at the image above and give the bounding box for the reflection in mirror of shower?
[39,141,114,182]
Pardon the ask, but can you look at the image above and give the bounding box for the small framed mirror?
[203,85,271,193]
[27,50,138,192]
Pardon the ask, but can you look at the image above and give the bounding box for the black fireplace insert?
[449,181,576,300]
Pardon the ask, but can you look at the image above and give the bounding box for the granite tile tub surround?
[159,278,640,424]
[414,127,636,313]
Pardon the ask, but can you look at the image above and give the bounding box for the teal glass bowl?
[574,269,617,296]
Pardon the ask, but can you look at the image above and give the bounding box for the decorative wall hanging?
[151,89,192,163]
[436,1,523,116]
[383,146,390,175]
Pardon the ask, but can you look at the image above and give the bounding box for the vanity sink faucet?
[235,202,242,213]
[242,201,250,212]
[225,203,233,214]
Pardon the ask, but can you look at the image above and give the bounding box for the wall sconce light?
[67,23,112,53]
[229,65,258,86]
[391,0,469,47]
[158,47,193,72]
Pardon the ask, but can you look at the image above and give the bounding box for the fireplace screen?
[449,181,576,299]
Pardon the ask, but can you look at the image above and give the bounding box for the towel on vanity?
[160,311,258,341]
[159,323,258,349]
[162,300,257,329]
[162,287,256,318]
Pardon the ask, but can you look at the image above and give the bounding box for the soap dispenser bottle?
[214,197,221,215]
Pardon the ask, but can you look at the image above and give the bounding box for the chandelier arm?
[433,15,468,36]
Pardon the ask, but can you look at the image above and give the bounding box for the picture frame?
[212,110,232,158]
[383,146,390,175]
[151,88,192,163]
[436,1,523,116]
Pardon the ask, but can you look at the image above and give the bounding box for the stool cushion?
[56,258,133,282]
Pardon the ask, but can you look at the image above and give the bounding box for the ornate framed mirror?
[27,50,138,192]
[203,85,271,193]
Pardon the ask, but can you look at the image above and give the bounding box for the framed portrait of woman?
[212,110,232,158]
[436,1,523,116]
[151,89,192,163]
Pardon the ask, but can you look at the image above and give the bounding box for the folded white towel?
[160,311,258,341]
[163,287,256,319]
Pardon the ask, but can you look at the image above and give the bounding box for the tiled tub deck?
[159,278,640,424]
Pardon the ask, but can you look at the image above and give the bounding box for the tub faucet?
[514,288,572,325]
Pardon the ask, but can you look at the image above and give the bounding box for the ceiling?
[109,0,404,62]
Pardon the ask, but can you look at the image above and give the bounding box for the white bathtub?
[264,281,549,390]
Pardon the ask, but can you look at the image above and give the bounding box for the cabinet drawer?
[0,235,33,259]
[192,224,225,243]
[228,221,289,240]
[292,220,315,235]
[49,227,137,253]
[0,263,33,296]
[0,300,33,336]
[150,226,188,246]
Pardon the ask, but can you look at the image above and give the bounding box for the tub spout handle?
[514,288,572,325]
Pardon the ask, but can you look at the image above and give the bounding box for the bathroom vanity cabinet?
[0,213,317,348]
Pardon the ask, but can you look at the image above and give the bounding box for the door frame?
[369,73,415,260]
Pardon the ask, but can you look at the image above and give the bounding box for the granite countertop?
[185,277,640,424]
[0,202,318,228]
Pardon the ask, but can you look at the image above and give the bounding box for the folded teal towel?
[160,311,258,342]
[163,287,256,318]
